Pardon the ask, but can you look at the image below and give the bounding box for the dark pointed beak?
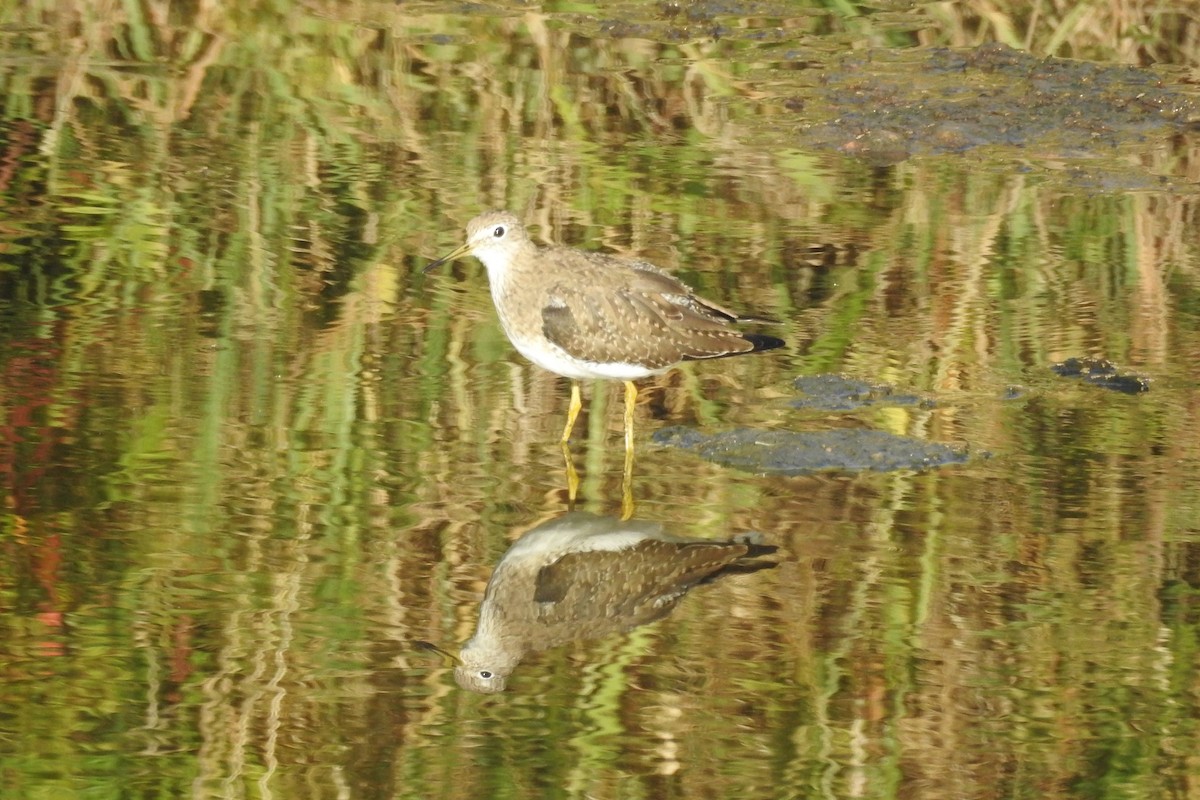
[423,241,474,274]
[414,640,460,665]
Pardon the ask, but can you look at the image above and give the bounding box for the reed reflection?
[445,511,778,694]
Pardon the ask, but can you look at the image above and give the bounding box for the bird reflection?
[451,511,778,694]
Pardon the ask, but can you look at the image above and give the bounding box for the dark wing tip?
[741,543,779,559]
[744,333,785,353]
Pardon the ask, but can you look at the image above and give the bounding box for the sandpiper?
[429,512,778,693]
[425,211,784,450]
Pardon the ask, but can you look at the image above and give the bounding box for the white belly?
[506,327,662,381]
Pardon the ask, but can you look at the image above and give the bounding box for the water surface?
[1,2,1198,799]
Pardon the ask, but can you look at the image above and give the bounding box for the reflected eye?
[491,225,506,238]
[479,671,493,679]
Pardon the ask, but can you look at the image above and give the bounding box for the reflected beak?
[423,241,474,274]
[414,640,460,666]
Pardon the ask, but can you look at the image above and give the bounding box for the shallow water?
[1,2,1198,799]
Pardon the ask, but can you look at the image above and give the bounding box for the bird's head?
[424,210,528,278]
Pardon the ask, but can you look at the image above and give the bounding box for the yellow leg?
[621,436,635,520]
[561,441,580,510]
[620,380,637,520]
[561,381,582,444]
[623,381,638,453]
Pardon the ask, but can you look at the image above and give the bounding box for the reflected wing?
[532,539,775,619]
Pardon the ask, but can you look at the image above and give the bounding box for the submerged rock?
[791,374,930,412]
[653,426,969,476]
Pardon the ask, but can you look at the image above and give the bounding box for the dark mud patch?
[767,43,1200,189]
[1050,357,1151,393]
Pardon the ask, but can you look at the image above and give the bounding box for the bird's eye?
[479,671,493,679]
[491,225,506,238]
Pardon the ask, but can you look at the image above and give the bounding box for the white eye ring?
[491,225,506,238]
[479,671,493,679]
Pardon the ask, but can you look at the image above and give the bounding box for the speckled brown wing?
[540,263,781,368]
